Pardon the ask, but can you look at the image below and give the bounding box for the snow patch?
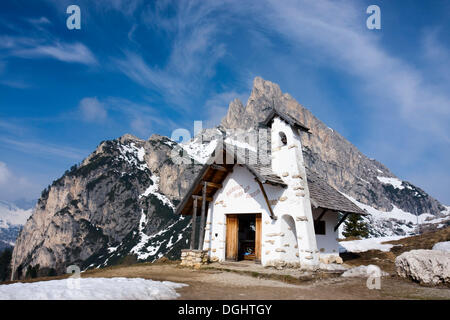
[0,200,32,228]
[0,277,186,300]
[117,142,147,171]
[224,137,256,152]
[339,236,405,253]
[377,176,404,190]
[181,138,218,164]
[139,174,174,210]
[341,194,447,237]
[432,241,450,252]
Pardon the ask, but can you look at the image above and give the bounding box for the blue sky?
[0,0,449,205]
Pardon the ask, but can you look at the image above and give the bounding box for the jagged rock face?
[221,77,445,217]
[11,135,199,277]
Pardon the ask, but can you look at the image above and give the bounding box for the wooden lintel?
[255,178,277,220]
[192,195,213,202]
[205,182,222,189]
[334,212,350,232]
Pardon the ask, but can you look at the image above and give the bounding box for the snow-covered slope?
[342,194,450,237]
[0,200,32,228]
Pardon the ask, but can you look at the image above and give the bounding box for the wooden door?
[226,215,238,261]
[255,214,262,262]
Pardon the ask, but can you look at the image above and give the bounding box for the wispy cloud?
[114,1,228,109]
[0,32,97,66]
[12,41,97,65]
[26,16,51,27]
[246,0,450,141]
[0,137,87,160]
[0,79,31,89]
[76,96,177,138]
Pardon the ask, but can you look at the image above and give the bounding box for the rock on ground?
[395,249,450,285]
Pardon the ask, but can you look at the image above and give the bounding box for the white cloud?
[0,162,40,202]
[79,97,108,122]
[0,162,11,185]
[13,42,97,65]
[26,16,51,26]
[0,35,97,65]
[76,96,177,138]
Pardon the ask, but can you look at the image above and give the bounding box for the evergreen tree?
[342,213,369,238]
[0,249,12,282]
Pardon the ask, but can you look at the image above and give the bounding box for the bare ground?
[72,262,449,300]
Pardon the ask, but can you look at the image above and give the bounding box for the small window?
[314,220,326,235]
[279,131,287,145]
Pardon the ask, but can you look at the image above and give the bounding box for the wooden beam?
[210,164,229,172]
[198,182,208,250]
[255,178,277,220]
[314,208,328,223]
[190,197,198,250]
[192,195,213,202]
[205,182,222,189]
[334,212,349,232]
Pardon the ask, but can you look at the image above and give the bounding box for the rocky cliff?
[11,134,200,277]
[11,77,449,277]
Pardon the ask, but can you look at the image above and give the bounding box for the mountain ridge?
[10,77,449,278]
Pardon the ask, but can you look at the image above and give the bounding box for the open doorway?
[226,213,261,262]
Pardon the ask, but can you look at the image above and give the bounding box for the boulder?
[432,241,450,253]
[395,249,450,285]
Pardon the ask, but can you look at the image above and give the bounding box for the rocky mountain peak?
[10,77,448,279]
[118,133,142,144]
[248,76,283,103]
[220,77,445,220]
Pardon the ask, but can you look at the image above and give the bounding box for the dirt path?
[81,263,450,300]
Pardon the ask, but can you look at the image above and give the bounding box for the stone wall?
[180,249,209,268]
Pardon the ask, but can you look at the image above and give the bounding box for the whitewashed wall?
[202,116,341,269]
[312,208,340,258]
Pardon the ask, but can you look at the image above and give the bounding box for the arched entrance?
[280,215,299,263]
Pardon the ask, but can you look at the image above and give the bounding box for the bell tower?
[263,109,319,268]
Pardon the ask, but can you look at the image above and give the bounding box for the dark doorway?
[226,213,261,262]
[238,214,256,260]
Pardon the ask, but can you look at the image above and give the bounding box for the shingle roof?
[236,143,365,215]
[175,139,365,216]
[306,168,366,215]
[262,108,310,132]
